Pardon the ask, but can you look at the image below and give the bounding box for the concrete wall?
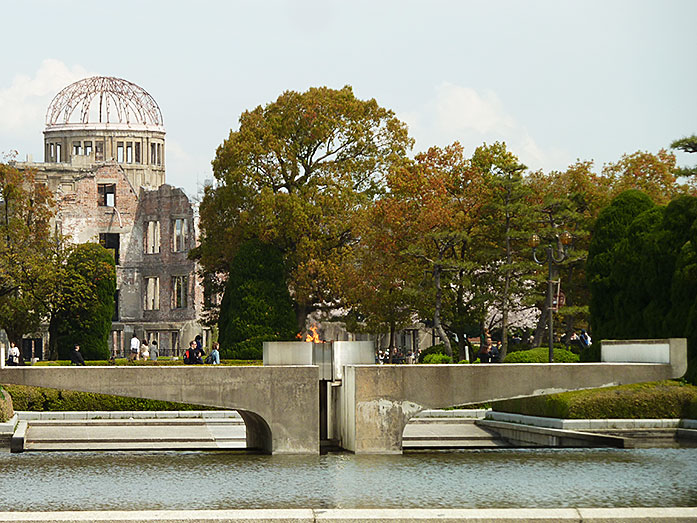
[340,339,687,453]
[0,365,319,455]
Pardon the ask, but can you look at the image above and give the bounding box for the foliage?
[2,384,216,412]
[217,239,297,360]
[0,162,56,345]
[492,380,697,419]
[472,142,540,360]
[0,387,13,422]
[195,86,413,329]
[671,134,697,178]
[587,190,697,382]
[578,342,601,362]
[417,343,448,363]
[503,346,579,363]
[51,243,116,360]
[422,353,452,364]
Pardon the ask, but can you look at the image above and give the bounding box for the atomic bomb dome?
[43,76,166,189]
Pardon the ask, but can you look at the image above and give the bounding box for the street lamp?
[530,231,572,363]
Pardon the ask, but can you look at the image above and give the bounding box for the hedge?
[2,384,217,412]
[492,380,697,419]
[0,388,13,422]
[422,353,452,364]
[503,346,579,363]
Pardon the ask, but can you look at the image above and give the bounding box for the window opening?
[126,143,133,163]
[172,276,188,309]
[117,142,124,163]
[172,218,188,252]
[98,184,116,207]
[55,143,61,162]
[135,142,141,163]
[73,142,82,156]
[144,277,160,310]
[95,141,104,161]
[99,233,120,265]
[84,141,92,156]
[144,220,161,254]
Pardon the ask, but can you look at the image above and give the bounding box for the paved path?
[0,508,695,522]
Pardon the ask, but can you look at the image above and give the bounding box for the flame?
[305,325,321,343]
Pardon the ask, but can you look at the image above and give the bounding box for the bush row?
[492,380,697,419]
[503,346,579,363]
[2,384,215,412]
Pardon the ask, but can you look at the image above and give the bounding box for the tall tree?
[473,143,537,361]
[0,162,55,345]
[379,143,488,358]
[217,239,297,360]
[51,243,116,360]
[194,86,413,331]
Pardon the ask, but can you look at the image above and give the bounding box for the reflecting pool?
[1,448,696,511]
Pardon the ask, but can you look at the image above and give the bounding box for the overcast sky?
[1,0,695,197]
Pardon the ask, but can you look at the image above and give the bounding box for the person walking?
[7,342,20,366]
[140,339,150,361]
[129,334,140,362]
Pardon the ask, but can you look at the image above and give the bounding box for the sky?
[1,0,696,197]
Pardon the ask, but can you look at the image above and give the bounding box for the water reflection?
[1,448,696,511]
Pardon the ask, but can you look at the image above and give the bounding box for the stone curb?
[0,413,18,435]
[486,411,688,430]
[0,508,695,522]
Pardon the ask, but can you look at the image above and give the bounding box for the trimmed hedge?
[422,353,452,364]
[503,346,579,363]
[418,344,449,363]
[3,384,217,412]
[0,387,13,422]
[492,380,697,419]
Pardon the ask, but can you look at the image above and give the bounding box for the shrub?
[579,342,601,362]
[492,380,697,419]
[457,359,471,364]
[0,388,13,422]
[422,353,452,364]
[503,346,579,363]
[418,344,449,363]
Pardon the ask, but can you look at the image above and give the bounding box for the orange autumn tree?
[372,143,489,360]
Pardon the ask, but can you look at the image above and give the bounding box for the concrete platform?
[403,418,510,448]
[17,418,246,451]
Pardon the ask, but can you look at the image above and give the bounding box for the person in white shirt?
[129,334,141,361]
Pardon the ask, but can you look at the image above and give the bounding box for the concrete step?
[402,421,509,449]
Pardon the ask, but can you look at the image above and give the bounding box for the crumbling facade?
[14,76,203,359]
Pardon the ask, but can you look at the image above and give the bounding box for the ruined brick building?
[15,76,203,358]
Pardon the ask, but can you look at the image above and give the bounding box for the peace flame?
[296,324,321,343]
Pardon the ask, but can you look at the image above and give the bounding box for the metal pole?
[547,248,554,363]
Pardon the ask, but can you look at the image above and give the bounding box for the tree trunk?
[499,208,512,362]
[48,313,59,360]
[532,307,546,347]
[433,264,452,357]
[388,321,395,364]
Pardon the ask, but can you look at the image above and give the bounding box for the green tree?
[51,243,116,360]
[195,86,413,331]
[0,161,55,345]
[473,142,538,361]
[671,134,697,178]
[586,190,655,340]
[218,239,297,360]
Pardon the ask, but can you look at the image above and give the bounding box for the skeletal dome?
[46,76,164,129]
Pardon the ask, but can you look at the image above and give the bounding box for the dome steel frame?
[46,76,164,128]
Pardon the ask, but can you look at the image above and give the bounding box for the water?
[1,448,696,510]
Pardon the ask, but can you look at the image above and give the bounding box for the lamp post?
[530,231,572,363]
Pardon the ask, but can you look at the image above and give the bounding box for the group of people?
[183,336,220,365]
[129,335,159,361]
[477,333,501,363]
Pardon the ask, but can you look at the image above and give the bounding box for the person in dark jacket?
[70,345,86,366]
